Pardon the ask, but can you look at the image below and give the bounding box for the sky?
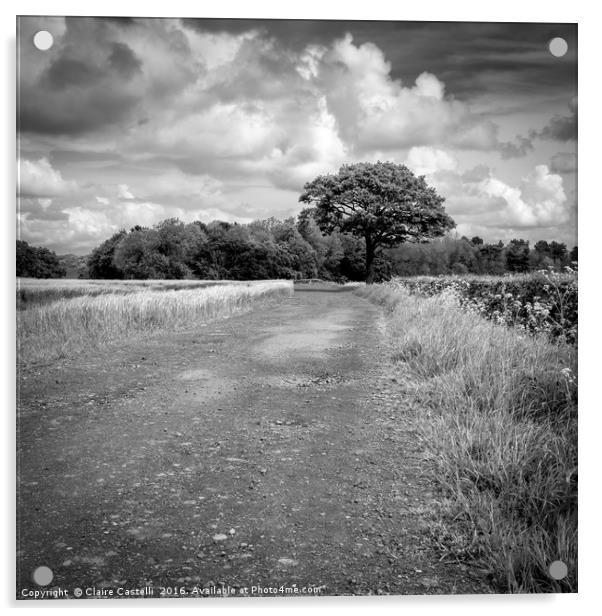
[17,16,577,255]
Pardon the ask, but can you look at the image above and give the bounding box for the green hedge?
[391,271,577,344]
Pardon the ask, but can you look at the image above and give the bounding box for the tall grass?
[16,278,250,309]
[357,283,577,593]
[389,270,578,344]
[17,281,293,363]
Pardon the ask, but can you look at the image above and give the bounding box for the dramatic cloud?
[18,17,200,135]
[499,98,578,159]
[16,17,578,253]
[479,165,568,227]
[409,149,570,235]
[307,34,519,155]
[536,97,578,142]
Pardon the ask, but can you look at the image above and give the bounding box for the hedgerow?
[389,269,577,344]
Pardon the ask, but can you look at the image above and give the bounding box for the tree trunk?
[365,236,376,284]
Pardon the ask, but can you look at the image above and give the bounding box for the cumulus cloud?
[16,17,577,253]
[478,165,567,227]
[114,30,524,191]
[309,34,505,154]
[414,154,569,229]
[405,146,458,176]
[18,157,77,198]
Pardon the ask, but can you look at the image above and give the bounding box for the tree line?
[16,162,577,281]
[388,236,577,277]
[16,240,66,278]
[17,217,576,281]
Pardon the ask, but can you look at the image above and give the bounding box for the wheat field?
[17,280,293,363]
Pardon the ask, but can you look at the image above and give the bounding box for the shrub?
[389,269,577,344]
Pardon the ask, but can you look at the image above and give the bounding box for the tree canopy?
[299,161,456,282]
[16,240,65,278]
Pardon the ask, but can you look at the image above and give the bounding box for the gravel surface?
[17,289,485,599]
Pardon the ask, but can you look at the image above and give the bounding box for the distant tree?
[318,234,345,280]
[570,246,578,263]
[478,242,506,275]
[270,219,318,278]
[113,229,169,279]
[549,241,568,267]
[451,262,469,275]
[16,240,65,278]
[470,236,484,246]
[505,239,531,273]
[57,254,89,279]
[151,218,206,278]
[338,234,366,281]
[87,230,127,278]
[16,240,37,277]
[299,161,455,283]
[297,208,348,280]
[449,237,476,272]
[189,222,297,280]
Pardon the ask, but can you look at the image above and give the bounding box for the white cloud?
[18,157,76,198]
[312,34,502,154]
[182,29,255,72]
[405,147,458,176]
[118,184,135,200]
[413,72,445,100]
[16,21,576,253]
[429,163,568,230]
[118,32,507,187]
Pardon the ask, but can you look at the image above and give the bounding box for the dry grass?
[17,280,293,363]
[357,283,577,593]
[16,277,250,309]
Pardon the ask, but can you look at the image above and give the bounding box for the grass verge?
[356,282,577,593]
[18,281,293,364]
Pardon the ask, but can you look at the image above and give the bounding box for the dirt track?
[17,288,483,598]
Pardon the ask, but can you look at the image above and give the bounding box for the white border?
[3,2,599,615]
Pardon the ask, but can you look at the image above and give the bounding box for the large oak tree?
[299,161,455,282]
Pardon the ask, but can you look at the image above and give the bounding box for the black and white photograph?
[16,12,578,600]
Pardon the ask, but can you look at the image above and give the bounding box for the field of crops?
[16,278,256,310]
[17,279,293,363]
[388,269,577,344]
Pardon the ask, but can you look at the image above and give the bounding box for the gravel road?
[17,288,483,598]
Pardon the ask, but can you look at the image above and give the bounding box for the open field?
[17,280,293,364]
[17,278,267,310]
[356,283,577,592]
